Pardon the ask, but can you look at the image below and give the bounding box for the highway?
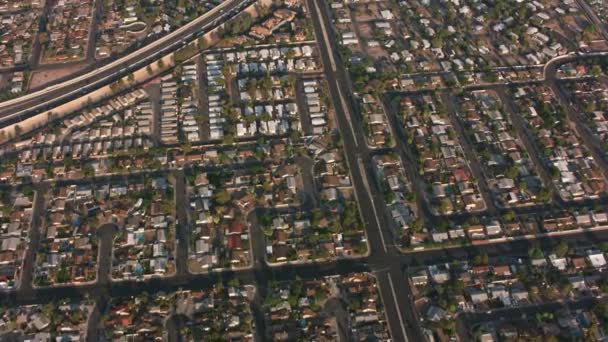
[0,0,257,129]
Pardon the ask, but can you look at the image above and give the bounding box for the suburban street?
[456,294,605,338]
[3,170,608,340]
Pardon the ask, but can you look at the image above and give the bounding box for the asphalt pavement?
[96,223,117,285]
[4,3,608,342]
[16,183,46,297]
[0,0,257,128]
[305,0,428,339]
[174,169,189,277]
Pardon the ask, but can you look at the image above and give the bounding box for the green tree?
[529,246,544,259]
[560,281,573,297]
[38,32,49,44]
[64,156,74,170]
[213,190,231,205]
[181,143,193,154]
[553,241,569,258]
[538,188,552,202]
[56,266,71,283]
[410,218,424,232]
[473,253,489,265]
[82,164,95,177]
[502,211,516,222]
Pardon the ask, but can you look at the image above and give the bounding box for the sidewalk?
[403,224,608,254]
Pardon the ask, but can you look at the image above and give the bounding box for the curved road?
[0,0,256,128]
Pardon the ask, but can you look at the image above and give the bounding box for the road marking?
[337,85,359,148]
[0,0,241,110]
[311,0,358,147]
[388,272,409,342]
[313,0,359,147]
[358,157,387,253]
[313,0,336,72]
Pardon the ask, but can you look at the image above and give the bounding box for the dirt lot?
[350,3,381,22]
[352,1,395,22]
[29,62,90,90]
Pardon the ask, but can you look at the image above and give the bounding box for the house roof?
[229,221,246,234]
[228,235,241,249]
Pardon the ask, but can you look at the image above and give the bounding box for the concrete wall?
[0,0,274,145]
